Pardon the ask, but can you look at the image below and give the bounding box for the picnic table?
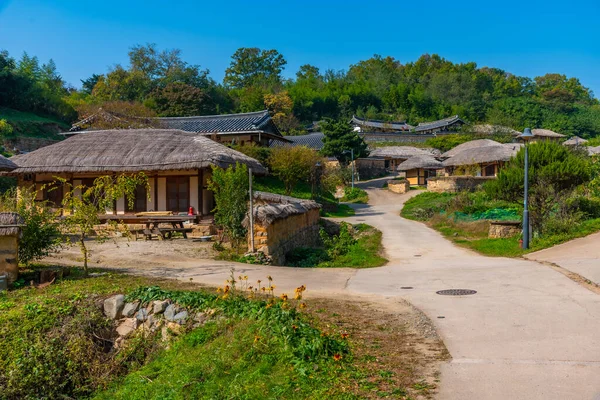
[135,217,194,240]
[98,215,195,240]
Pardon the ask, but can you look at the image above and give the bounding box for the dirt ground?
[308,297,450,399]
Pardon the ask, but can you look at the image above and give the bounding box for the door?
[167,177,189,213]
[126,184,147,213]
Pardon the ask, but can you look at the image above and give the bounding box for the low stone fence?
[488,220,521,238]
[0,212,23,284]
[387,179,410,194]
[245,191,321,265]
[427,176,496,193]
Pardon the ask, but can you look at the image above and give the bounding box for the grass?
[0,107,69,140]
[340,187,369,204]
[0,267,443,399]
[402,191,600,257]
[286,223,387,269]
[322,203,355,218]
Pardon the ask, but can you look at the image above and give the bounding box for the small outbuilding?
[368,146,439,172]
[443,143,522,177]
[397,155,444,185]
[563,136,588,146]
[0,212,23,284]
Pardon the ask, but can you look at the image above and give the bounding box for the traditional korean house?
[397,155,444,185]
[67,110,289,147]
[351,115,413,132]
[414,115,465,134]
[367,146,440,172]
[517,129,566,143]
[8,129,266,218]
[443,143,522,177]
[563,136,588,146]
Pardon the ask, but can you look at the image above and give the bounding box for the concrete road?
[47,178,600,399]
[525,231,600,285]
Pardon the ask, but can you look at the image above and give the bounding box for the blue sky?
[1,0,599,97]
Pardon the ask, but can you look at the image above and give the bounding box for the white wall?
[157,177,167,210]
[190,176,199,214]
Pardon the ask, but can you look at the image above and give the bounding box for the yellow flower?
[257,280,262,284]
[267,275,273,281]
[292,324,298,331]
[280,294,288,301]
[244,275,248,280]
[254,335,261,343]
[333,354,342,361]
[299,302,307,309]
[266,303,272,309]
[294,293,302,300]
[261,287,266,292]
[341,333,349,339]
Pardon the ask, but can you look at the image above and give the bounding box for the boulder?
[116,318,138,337]
[193,312,208,324]
[153,300,169,314]
[143,314,157,331]
[135,308,149,323]
[173,310,188,325]
[164,304,178,321]
[122,302,139,318]
[103,295,125,320]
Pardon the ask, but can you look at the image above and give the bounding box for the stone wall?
[355,158,386,180]
[250,208,321,265]
[0,235,19,283]
[427,176,496,193]
[488,221,521,238]
[388,179,410,194]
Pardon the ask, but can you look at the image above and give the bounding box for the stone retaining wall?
[488,221,521,238]
[388,179,410,194]
[427,176,496,193]
[251,208,321,265]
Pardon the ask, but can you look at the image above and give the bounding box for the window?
[484,164,496,177]
[126,184,147,213]
[167,177,189,213]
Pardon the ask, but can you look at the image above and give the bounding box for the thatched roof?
[0,212,24,236]
[531,128,565,138]
[563,136,588,146]
[443,143,520,167]
[243,191,321,227]
[587,146,600,156]
[9,129,266,174]
[471,124,520,136]
[0,155,17,171]
[369,146,439,159]
[397,155,444,171]
[442,139,502,158]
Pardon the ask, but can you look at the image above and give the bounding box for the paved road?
[525,231,600,285]
[48,178,600,399]
[348,179,600,400]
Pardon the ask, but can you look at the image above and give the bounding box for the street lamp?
[519,128,534,249]
[342,149,355,189]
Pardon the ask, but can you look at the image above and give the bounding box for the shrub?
[269,146,322,195]
[208,163,249,247]
[401,192,455,220]
[341,187,368,203]
[0,188,62,266]
[567,196,600,219]
[319,222,356,258]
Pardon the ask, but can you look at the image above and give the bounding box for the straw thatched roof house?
[366,146,440,172]
[0,155,17,172]
[514,128,566,143]
[9,129,266,217]
[397,155,444,185]
[563,136,588,146]
[68,110,289,147]
[443,143,522,177]
[442,139,502,158]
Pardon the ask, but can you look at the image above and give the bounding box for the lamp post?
[519,128,534,249]
[343,149,355,189]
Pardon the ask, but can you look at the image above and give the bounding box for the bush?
[319,222,356,258]
[269,146,322,195]
[567,196,600,219]
[286,247,329,268]
[0,188,62,266]
[341,187,368,203]
[401,192,455,220]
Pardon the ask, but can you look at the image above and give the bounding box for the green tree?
[269,146,321,195]
[208,163,249,247]
[60,174,149,275]
[148,82,213,116]
[0,187,62,266]
[320,119,369,162]
[224,48,287,89]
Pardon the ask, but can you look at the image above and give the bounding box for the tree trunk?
[79,234,88,276]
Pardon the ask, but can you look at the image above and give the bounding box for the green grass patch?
[322,203,355,218]
[286,223,386,268]
[0,107,68,139]
[401,191,455,220]
[0,107,67,125]
[341,187,369,204]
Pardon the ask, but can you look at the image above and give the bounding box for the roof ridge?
[158,110,269,121]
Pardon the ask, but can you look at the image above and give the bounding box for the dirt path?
[45,179,600,399]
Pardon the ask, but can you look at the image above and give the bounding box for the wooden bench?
[158,227,194,239]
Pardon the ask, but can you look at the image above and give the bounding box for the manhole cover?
[400,286,413,289]
[436,289,477,296]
